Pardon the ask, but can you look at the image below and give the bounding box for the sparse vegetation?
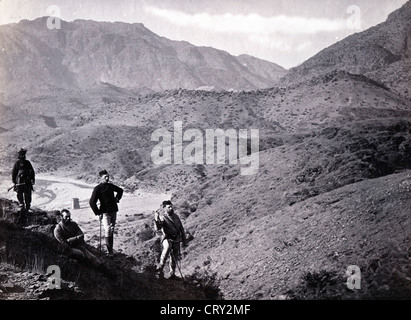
[0,2,410,301]
[0,198,222,300]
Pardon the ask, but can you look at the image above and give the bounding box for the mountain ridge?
[281,0,411,99]
[0,16,287,104]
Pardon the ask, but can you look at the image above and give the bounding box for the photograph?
[0,0,410,310]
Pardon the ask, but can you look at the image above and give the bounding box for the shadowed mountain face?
[0,17,287,104]
[0,2,410,300]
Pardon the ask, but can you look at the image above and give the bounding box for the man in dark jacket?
[154,200,187,278]
[11,148,35,211]
[89,170,123,257]
[54,209,102,267]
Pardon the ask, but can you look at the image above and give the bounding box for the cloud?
[144,6,347,36]
[248,34,312,53]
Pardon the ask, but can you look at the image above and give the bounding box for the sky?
[0,0,407,69]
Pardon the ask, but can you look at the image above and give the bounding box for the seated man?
[54,209,102,268]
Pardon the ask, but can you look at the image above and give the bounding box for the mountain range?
[0,17,286,103]
[0,1,410,300]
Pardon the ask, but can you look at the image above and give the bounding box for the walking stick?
[171,250,185,281]
[176,257,184,281]
[99,216,102,257]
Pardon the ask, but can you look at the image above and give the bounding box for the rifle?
[8,183,26,192]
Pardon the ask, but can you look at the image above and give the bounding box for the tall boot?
[105,237,113,256]
[24,191,32,212]
[17,193,25,210]
[109,234,114,254]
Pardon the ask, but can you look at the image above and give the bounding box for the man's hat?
[18,148,27,155]
[162,200,173,207]
[99,169,109,177]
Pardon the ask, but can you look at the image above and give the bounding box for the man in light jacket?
[154,200,187,278]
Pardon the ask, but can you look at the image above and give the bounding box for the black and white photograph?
[0,0,410,307]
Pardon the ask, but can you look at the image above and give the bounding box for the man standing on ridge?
[11,148,35,211]
[154,200,187,279]
[89,170,123,257]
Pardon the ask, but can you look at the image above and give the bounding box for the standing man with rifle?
[89,170,123,257]
[11,148,35,211]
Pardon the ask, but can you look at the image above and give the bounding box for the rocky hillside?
[281,0,411,100]
[179,170,411,299]
[167,118,411,299]
[1,67,409,188]
[0,198,221,300]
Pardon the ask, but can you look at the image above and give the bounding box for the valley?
[0,1,410,300]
